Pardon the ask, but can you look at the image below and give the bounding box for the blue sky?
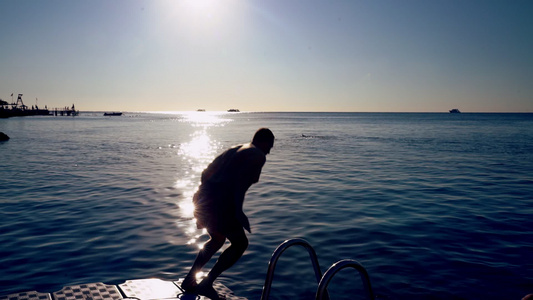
[1,0,532,112]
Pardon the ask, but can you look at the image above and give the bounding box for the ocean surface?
[1,112,532,300]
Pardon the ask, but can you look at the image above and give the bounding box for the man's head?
[252,128,275,155]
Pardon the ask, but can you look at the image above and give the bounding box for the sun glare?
[181,111,230,126]
[182,0,219,12]
[176,112,230,247]
[159,0,248,42]
[195,271,205,280]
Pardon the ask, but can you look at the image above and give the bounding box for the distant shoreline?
[80,110,533,114]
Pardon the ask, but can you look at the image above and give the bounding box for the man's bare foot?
[196,281,225,300]
[180,275,198,294]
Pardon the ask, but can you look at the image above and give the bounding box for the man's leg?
[202,227,248,286]
[182,230,226,291]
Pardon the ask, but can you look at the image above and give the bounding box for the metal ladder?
[260,238,374,300]
[316,259,375,300]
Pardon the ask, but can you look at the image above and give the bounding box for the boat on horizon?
[449,108,461,113]
[227,108,240,112]
[103,112,123,116]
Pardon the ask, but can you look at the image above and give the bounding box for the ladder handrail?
[261,238,324,300]
[315,259,375,300]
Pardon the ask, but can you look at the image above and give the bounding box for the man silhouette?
[182,128,275,300]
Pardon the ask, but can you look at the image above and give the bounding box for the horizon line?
[80,110,533,114]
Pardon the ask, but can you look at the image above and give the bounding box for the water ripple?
[1,113,532,299]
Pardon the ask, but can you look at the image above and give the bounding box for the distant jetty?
[53,104,79,116]
[1,94,79,118]
[1,94,50,118]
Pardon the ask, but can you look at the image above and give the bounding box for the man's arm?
[233,147,266,233]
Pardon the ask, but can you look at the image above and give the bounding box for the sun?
[169,0,224,23]
[182,0,218,12]
[158,0,247,39]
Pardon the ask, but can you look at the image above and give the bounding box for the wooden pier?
[52,106,79,116]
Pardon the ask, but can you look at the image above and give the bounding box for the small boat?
[449,108,461,113]
[104,112,123,116]
[196,109,206,112]
[227,108,240,112]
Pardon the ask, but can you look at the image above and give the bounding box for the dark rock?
[0,132,10,141]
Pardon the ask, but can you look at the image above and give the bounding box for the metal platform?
[1,239,375,300]
[0,278,246,300]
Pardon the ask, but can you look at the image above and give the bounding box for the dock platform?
[0,278,246,300]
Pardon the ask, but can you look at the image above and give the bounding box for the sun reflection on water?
[175,112,230,246]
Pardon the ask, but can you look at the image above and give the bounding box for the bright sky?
[1,0,532,112]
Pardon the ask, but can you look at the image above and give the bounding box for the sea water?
[0,112,532,300]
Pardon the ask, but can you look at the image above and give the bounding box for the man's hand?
[236,211,251,233]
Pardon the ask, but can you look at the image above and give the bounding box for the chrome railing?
[315,259,375,300]
[261,238,325,300]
